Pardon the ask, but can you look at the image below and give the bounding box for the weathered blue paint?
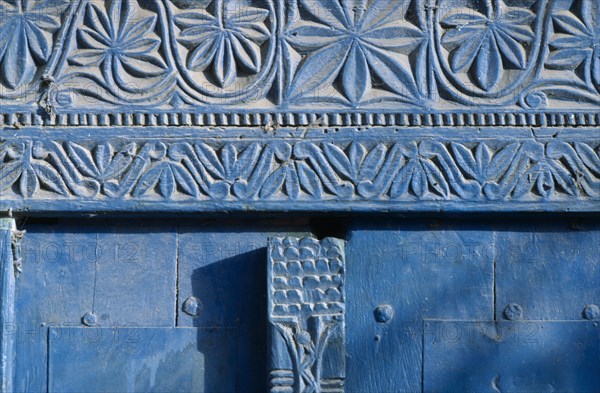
[14,223,177,393]
[0,219,17,393]
[0,0,598,391]
[48,327,236,393]
[268,237,346,393]
[177,226,310,390]
[494,221,600,321]
[345,220,495,393]
[424,321,600,392]
[0,127,598,214]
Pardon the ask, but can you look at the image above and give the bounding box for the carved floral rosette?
[268,237,346,393]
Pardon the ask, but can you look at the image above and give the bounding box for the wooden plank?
[345,220,495,392]
[177,226,309,390]
[13,224,177,393]
[424,321,600,392]
[48,327,235,393]
[0,219,17,393]
[495,221,600,320]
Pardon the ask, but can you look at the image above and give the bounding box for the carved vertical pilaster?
[268,237,346,393]
[0,219,21,393]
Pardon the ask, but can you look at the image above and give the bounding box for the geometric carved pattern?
[0,131,598,211]
[268,237,345,393]
[0,0,598,124]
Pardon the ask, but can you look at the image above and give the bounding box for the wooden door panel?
[345,221,495,393]
[14,224,177,393]
[48,327,236,393]
[494,221,600,320]
[424,321,600,392]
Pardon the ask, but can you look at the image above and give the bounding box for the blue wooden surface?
[48,327,236,393]
[343,218,600,393]
[424,321,600,392]
[345,220,495,392]
[0,0,598,391]
[0,0,598,121]
[0,127,597,214]
[494,221,600,320]
[177,225,309,390]
[0,220,16,393]
[14,223,177,393]
[8,217,600,392]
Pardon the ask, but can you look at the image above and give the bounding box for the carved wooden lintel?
[0,128,597,213]
[268,237,346,393]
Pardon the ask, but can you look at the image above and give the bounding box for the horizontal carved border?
[0,127,597,213]
[2,111,600,129]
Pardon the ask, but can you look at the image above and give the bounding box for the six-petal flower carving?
[0,0,68,88]
[284,0,425,104]
[68,0,167,85]
[441,1,535,91]
[175,2,271,88]
[547,0,600,88]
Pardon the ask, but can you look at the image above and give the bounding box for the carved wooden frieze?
[268,236,346,393]
[0,0,598,123]
[0,128,597,212]
[0,0,598,213]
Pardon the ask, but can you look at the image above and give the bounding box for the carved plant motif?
[441,0,535,91]
[67,142,135,192]
[284,0,425,104]
[0,141,68,198]
[174,1,271,87]
[269,237,345,393]
[68,0,167,87]
[0,0,68,88]
[0,139,598,202]
[547,0,600,89]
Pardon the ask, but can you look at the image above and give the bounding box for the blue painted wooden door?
[13,219,310,392]
[10,217,600,392]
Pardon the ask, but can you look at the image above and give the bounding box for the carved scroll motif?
[268,237,346,393]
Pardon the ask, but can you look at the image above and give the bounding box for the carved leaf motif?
[297,161,323,198]
[285,0,423,103]
[195,143,226,179]
[0,0,68,88]
[0,139,599,202]
[548,1,600,87]
[260,167,287,198]
[0,142,69,197]
[133,162,198,198]
[322,143,353,180]
[175,3,270,87]
[486,142,520,181]
[421,159,450,198]
[69,0,166,86]
[68,142,134,183]
[359,144,386,181]
[441,3,535,90]
[452,143,492,184]
[31,162,69,196]
[575,142,600,174]
[0,161,22,192]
